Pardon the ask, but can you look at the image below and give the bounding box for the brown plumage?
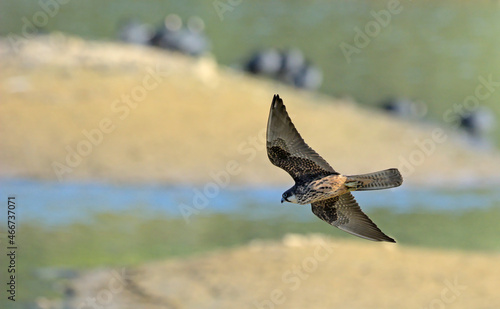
[266,94,403,243]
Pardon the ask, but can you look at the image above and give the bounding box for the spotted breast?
[295,174,352,204]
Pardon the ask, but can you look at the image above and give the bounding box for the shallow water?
[1,179,498,226]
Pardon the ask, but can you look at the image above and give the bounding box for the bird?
[118,19,154,46]
[292,62,323,90]
[245,48,282,76]
[266,94,403,242]
[149,15,210,56]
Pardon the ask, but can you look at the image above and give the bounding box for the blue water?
[0,179,498,226]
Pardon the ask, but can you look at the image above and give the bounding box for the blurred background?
[1,0,500,308]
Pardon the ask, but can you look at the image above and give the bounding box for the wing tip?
[345,229,397,243]
[271,94,283,108]
[383,236,396,243]
[369,228,396,243]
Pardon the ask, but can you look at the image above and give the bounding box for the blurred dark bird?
[380,97,426,119]
[245,48,282,76]
[176,16,211,56]
[292,62,323,90]
[150,14,210,56]
[244,48,323,90]
[118,19,154,45]
[459,107,495,138]
[149,14,182,49]
[267,95,402,242]
[278,48,305,84]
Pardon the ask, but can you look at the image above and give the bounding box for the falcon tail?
[346,168,403,191]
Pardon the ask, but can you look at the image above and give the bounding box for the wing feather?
[311,193,395,242]
[266,95,336,182]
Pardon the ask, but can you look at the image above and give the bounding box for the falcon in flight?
[267,95,403,242]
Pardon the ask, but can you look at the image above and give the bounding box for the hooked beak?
[281,197,284,203]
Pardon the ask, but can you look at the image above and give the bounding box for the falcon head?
[281,188,297,204]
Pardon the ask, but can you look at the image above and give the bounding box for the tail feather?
[347,168,403,191]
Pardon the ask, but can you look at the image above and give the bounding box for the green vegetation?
[19,207,500,269]
[3,205,499,306]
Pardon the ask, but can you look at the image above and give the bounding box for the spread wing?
[311,193,395,242]
[266,94,336,182]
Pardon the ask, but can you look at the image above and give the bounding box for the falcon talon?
[266,94,403,243]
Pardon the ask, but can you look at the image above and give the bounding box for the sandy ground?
[1,34,500,187]
[53,234,500,309]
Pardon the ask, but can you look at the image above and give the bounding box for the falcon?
[267,94,403,242]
